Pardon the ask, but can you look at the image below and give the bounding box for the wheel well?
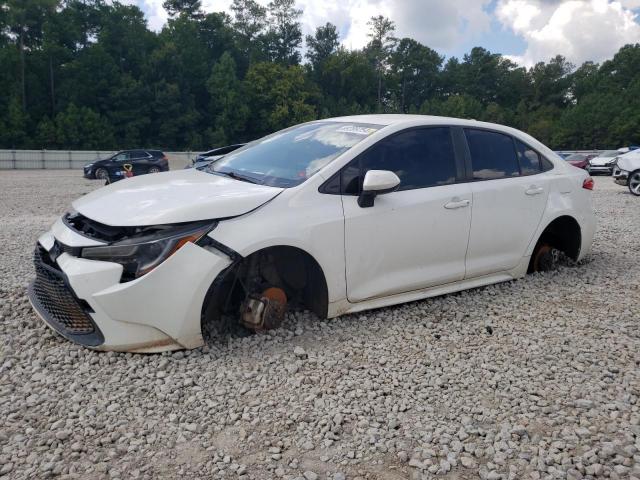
[533,215,582,261]
[201,246,329,333]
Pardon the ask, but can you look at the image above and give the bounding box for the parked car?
[29,115,595,352]
[587,150,619,175]
[188,144,246,169]
[612,149,640,196]
[83,150,169,180]
[563,153,593,169]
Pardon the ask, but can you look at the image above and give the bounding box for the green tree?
[366,15,397,110]
[53,103,115,149]
[390,38,443,112]
[305,23,340,73]
[264,0,302,65]
[230,0,267,63]
[4,95,29,148]
[5,0,57,111]
[163,0,202,19]
[206,52,249,144]
[35,115,58,148]
[244,62,315,137]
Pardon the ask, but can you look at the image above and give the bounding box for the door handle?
[525,186,544,196]
[444,198,470,210]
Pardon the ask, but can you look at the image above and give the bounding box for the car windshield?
[565,154,585,161]
[208,122,380,187]
[600,151,619,158]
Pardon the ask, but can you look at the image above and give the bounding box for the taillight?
[583,177,594,190]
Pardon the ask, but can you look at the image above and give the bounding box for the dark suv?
[83,150,169,180]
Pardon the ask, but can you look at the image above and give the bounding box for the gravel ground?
[1,170,639,480]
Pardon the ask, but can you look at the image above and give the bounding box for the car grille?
[30,245,95,335]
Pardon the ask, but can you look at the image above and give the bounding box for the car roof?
[318,114,503,128]
[315,114,561,164]
[316,115,539,139]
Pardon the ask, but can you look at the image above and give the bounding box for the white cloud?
[120,0,168,30]
[496,0,640,67]
[130,0,493,52]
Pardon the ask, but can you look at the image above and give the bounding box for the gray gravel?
[1,170,639,480]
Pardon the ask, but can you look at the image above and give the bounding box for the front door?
[342,127,472,302]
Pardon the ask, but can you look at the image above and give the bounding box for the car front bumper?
[28,219,233,352]
[83,166,93,178]
[612,167,629,186]
[588,164,615,174]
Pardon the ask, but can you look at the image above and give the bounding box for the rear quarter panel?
[528,166,595,261]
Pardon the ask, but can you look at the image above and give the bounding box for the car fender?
[525,173,595,261]
[208,182,347,304]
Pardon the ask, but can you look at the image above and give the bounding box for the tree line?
[1,0,639,151]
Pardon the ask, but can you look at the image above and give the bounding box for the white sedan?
[587,150,620,175]
[29,115,596,352]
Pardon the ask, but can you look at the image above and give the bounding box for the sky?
[126,0,640,67]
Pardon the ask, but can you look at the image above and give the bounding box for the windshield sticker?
[336,125,378,136]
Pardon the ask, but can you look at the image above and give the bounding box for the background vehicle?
[84,150,169,180]
[30,115,595,353]
[613,150,640,196]
[587,150,619,175]
[187,144,246,169]
[564,153,596,169]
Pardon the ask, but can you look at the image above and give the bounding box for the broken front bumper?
[612,167,629,186]
[30,222,232,352]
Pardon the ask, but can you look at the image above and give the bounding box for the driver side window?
[341,127,457,194]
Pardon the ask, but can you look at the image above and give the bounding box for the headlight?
[607,158,618,165]
[81,221,216,280]
[85,163,94,168]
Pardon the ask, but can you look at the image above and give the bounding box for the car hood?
[72,169,283,226]
[590,156,617,166]
[617,152,640,171]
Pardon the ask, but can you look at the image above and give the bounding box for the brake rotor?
[239,287,287,331]
[533,244,560,272]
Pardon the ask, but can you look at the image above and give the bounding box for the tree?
[366,15,396,110]
[4,95,29,148]
[163,0,202,19]
[0,0,639,152]
[206,52,249,144]
[530,55,574,109]
[243,62,315,137]
[319,49,378,115]
[231,0,266,37]
[306,23,340,73]
[390,38,442,112]
[5,0,57,111]
[264,0,302,65]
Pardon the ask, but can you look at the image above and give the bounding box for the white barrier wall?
[0,150,196,171]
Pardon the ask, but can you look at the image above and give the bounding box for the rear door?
[129,150,152,175]
[463,129,551,278]
[342,127,473,302]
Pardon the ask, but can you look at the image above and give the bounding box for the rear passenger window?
[541,156,554,171]
[356,127,457,192]
[515,140,542,175]
[465,129,520,180]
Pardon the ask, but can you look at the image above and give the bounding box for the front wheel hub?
[533,244,560,272]
[239,287,287,331]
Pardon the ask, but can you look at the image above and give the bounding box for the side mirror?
[358,170,401,208]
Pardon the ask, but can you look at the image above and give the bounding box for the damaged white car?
[612,149,640,196]
[29,115,596,352]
